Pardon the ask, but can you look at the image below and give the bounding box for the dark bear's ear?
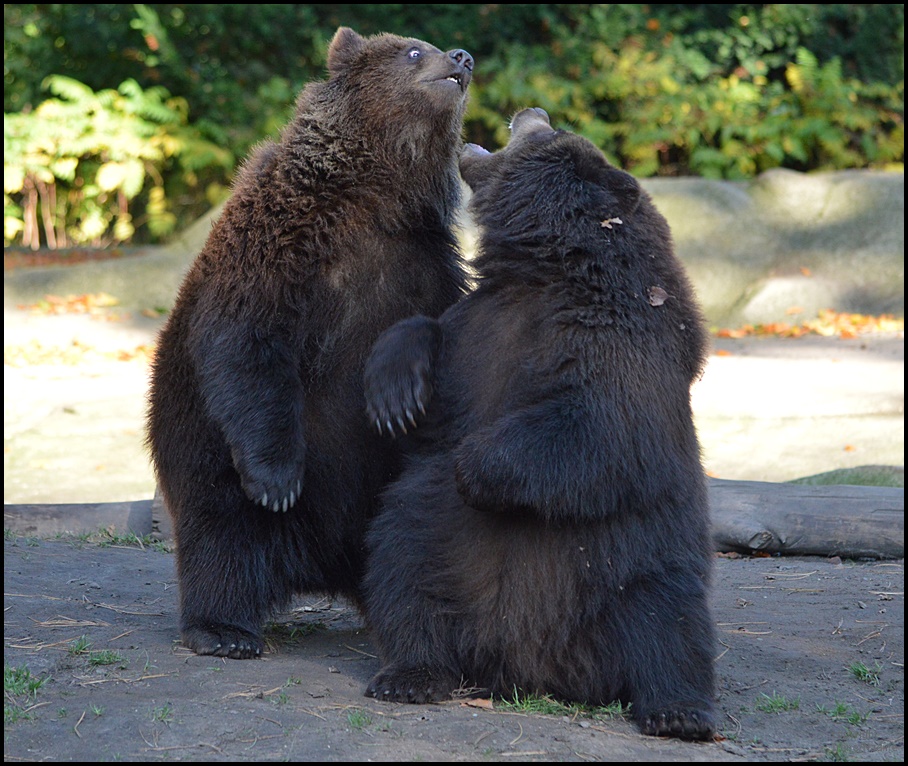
[327,27,365,74]
[580,162,641,218]
[603,167,641,216]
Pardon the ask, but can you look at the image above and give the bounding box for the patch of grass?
[817,701,870,725]
[789,465,903,489]
[151,703,174,723]
[825,742,851,761]
[755,691,800,713]
[67,635,93,656]
[848,661,882,687]
[347,708,373,730]
[88,650,126,668]
[4,663,49,724]
[270,691,290,706]
[496,688,630,721]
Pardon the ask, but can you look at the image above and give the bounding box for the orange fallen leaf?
[714,349,733,357]
[800,267,812,277]
[843,445,857,452]
[462,697,494,710]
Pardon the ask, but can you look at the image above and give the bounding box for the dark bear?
[145,27,473,659]
[362,108,717,740]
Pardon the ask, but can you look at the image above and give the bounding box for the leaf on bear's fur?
[600,216,623,229]
[647,286,670,306]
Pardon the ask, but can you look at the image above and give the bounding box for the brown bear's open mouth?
[428,71,468,93]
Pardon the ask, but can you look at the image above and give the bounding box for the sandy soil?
[3,536,902,762]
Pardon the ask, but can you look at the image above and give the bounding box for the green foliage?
[3,4,903,248]
[4,76,233,248]
[4,663,49,724]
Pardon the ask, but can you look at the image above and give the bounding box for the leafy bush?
[3,4,903,247]
[4,76,232,248]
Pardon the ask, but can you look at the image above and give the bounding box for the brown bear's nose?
[448,49,474,72]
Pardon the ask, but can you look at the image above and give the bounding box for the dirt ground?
[3,535,902,762]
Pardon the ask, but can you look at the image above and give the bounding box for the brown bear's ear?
[327,27,365,74]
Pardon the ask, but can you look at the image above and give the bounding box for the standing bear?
[363,108,717,740]
[146,27,473,659]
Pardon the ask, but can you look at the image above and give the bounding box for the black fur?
[362,108,717,740]
[145,27,473,659]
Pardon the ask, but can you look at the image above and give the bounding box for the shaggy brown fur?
[146,27,473,659]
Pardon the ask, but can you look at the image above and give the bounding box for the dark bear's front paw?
[235,454,305,513]
[365,363,431,439]
[364,316,439,438]
[639,705,716,741]
[365,664,457,704]
[181,623,263,659]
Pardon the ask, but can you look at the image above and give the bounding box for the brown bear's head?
[323,27,473,140]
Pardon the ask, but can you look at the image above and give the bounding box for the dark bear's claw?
[182,623,264,659]
[640,705,716,741]
[365,664,456,704]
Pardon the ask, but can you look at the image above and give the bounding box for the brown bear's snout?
[448,48,474,73]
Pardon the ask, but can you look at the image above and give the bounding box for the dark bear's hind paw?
[365,664,456,704]
[640,705,716,741]
[181,623,263,659]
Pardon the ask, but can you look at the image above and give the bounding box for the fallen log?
[709,478,903,559]
[4,480,904,560]
[3,500,152,538]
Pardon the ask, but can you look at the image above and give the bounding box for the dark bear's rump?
[366,454,715,702]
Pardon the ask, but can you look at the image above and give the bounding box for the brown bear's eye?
[407,48,421,59]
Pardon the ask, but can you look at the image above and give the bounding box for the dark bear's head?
[322,27,473,144]
[460,108,641,247]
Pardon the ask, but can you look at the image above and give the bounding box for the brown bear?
[362,108,717,740]
[145,27,473,659]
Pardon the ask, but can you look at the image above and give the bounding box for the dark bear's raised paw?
[365,316,441,438]
[365,664,457,704]
[181,623,264,659]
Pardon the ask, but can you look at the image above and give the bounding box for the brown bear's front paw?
[365,665,456,704]
[181,623,263,659]
[235,456,305,513]
[639,705,716,741]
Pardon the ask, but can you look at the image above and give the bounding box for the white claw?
[296,480,302,495]
[261,492,268,507]
[417,401,426,416]
[385,420,393,435]
[282,498,288,513]
[289,490,296,507]
[406,409,417,427]
[272,500,280,512]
